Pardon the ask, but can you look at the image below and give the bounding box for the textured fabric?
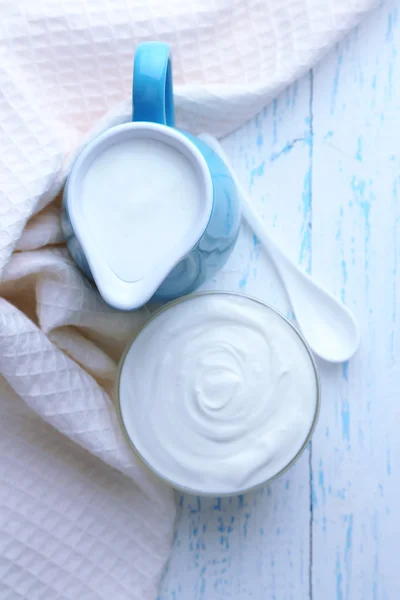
[0,0,376,597]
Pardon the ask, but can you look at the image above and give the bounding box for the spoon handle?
[200,133,360,363]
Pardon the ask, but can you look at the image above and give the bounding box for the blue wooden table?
[160,2,400,597]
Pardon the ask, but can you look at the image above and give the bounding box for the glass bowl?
[116,291,320,496]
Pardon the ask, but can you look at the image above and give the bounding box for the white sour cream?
[119,293,318,495]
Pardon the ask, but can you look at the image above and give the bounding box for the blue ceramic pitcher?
[62,42,241,310]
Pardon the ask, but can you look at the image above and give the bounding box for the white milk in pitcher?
[81,137,203,281]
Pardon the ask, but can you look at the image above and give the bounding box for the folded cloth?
[0,0,376,597]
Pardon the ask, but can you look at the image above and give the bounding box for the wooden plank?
[311,2,400,598]
[160,76,313,599]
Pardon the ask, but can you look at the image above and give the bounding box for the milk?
[81,137,203,282]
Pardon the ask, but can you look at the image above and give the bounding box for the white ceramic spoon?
[200,133,360,363]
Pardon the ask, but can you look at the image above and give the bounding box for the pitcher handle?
[132,42,175,126]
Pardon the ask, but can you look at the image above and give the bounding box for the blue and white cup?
[62,42,241,311]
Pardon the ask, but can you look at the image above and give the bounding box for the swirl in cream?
[119,293,318,495]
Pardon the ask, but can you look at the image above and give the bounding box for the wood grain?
[312,2,400,599]
[160,1,400,598]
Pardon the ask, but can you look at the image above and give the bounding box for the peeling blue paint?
[340,259,347,302]
[343,361,349,381]
[355,138,362,162]
[249,161,265,188]
[318,459,326,504]
[350,176,366,197]
[270,137,305,161]
[387,12,393,40]
[243,513,250,538]
[213,498,222,511]
[299,169,312,268]
[345,514,353,554]
[350,177,372,288]
[238,273,247,289]
[341,401,350,442]
[336,553,343,600]
[344,514,353,600]
[199,574,206,595]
